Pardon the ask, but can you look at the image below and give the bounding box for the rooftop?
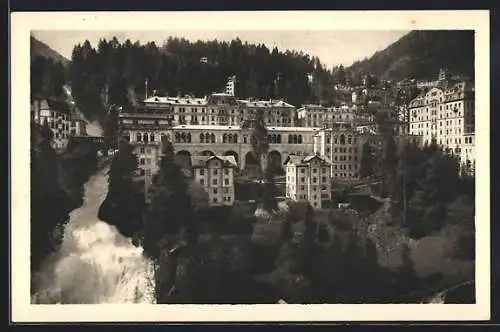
[284,154,331,166]
[191,155,238,168]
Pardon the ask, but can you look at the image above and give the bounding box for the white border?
[10,10,490,322]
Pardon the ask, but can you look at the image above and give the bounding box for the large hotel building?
[119,72,472,207]
[407,69,475,173]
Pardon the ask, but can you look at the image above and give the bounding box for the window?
[199,169,204,175]
[322,177,327,183]
[313,177,317,183]
[224,168,229,175]
[213,169,218,175]
[313,168,318,173]
[213,179,218,185]
[140,158,145,165]
[224,179,229,186]
[301,169,305,174]
[200,179,204,186]
[146,148,151,154]
[301,177,305,183]
[146,159,151,165]
[213,188,218,194]
[213,198,218,203]
[322,167,327,174]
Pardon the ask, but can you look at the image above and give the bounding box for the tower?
[226,75,236,96]
[438,68,450,81]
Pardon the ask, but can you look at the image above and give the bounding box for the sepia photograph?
[11,10,490,322]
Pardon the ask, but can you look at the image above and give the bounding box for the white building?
[226,75,236,96]
[192,155,238,206]
[408,80,475,171]
[297,103,374,127]
[139,92,297,128]
[285,154,332,209]
[31,98,71,151]
[313,122,423,181]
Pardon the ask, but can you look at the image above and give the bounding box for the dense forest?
[98,130,475,303]
[32,30,475,124]
[67,37,351,121]
[346,30,475,81]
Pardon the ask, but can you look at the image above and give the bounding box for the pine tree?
[359,141,375,179]
[142,141,196,260]
[98,141,144,237]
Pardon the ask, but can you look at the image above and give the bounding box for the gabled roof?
[284,154,331,166]
[191,155,238,168]
[35,98,71,115]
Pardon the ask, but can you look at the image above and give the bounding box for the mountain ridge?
[31,36,70,66]
[346,30,475,82]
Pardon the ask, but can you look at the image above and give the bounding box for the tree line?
[358,135,475,259]
[31,55,67,101]
[68,36,373,122]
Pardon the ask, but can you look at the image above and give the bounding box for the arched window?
[347,135,352,144]
[200,133,204,143]
[228,134,233,143]
[223,134,228,143]
[233,134,238,143]
[340,135,345,144]
[210,133,216,143]
[243,135,247,144]
[288,134,293,144]
[144,133,149,143]
[205,133,210,142]
[150,134,155,142]
[137,133,142,142]
[267,134,272,143]
[277,134,281,144]
[186,133,191,143]
[175,132,181,143]
[181,132,186,143]
[298,135,303,144]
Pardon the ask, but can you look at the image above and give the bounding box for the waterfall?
[31,166,156,304]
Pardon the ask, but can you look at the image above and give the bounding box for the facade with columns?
[119,111,321,174]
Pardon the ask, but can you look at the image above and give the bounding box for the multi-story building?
[285,154,332,209]
[31,98,71,151]
[118,109,321,175]
[313,122,423,181]
[226,75,236,96]
[69,107,88,136]
[408,79,475,170]
[297,103,374,127]
[192,155,237,206]
[312,122,362,181]
[139,92,297,128]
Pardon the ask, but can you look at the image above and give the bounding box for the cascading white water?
[32,166,156,304]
